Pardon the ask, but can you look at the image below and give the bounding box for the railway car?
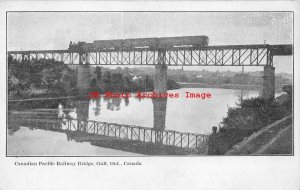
[82,43,95,51]
[123,38,159,48]
[93,39,124,49]
[93,38,159,49]
[69,35,209,52]
[159,36,209,47]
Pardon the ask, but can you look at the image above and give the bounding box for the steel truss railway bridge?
[8,36,293,133]
[8,44,291,66]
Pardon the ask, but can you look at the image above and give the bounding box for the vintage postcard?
[0,1,299,190]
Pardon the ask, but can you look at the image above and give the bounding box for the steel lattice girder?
[7,44,292,66]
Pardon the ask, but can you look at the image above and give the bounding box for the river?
[88,88,283,134]
[7,88,284,156]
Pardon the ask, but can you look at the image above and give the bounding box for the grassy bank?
[225,115,292,155]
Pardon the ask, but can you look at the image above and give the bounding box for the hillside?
[225,115,292,155]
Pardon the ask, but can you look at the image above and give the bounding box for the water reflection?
[89,97,131,116]
[105,98,122,111]
[152,98,167,130]
[7,126,141,156]
[9,94,168,132]
[9,88,279,136]
[92,99,101,116]
[87,95,167,130]
[74,100,89,120]
[8,88,287,156]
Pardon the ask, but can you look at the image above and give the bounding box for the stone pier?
[79,53,83,65]
[152,50,168,131]
[76,52,91,95]
[152,98,167,131]
[76,65,91,95]
[262,66,275,100]
[154,50,168,93]
[154,64,168,94]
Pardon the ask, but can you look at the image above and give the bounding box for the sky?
[7,12,293,73]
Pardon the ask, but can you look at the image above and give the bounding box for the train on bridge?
[69,36,209,52]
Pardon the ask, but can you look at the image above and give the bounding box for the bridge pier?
[154,50,168,93]
[85,53,90,64]
[153,50,168,134]
[74,100,89,120]
[154,64,168,93]
[79,53,83,65]
[76,52,91,95]
[76,65,91,95]
[262,66,275,100]
[152,98,167,143]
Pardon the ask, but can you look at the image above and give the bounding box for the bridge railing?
[64,119,209,151]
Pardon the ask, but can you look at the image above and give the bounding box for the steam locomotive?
[69,36,209,52]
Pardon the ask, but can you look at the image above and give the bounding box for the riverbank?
[207,87,292,155]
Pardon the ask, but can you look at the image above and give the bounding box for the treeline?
[8,57,180,100]
[127,67,292,87]
[89,66,180,93]
[8,56,76,99]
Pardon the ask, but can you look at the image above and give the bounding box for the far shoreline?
[178,82,285,92]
